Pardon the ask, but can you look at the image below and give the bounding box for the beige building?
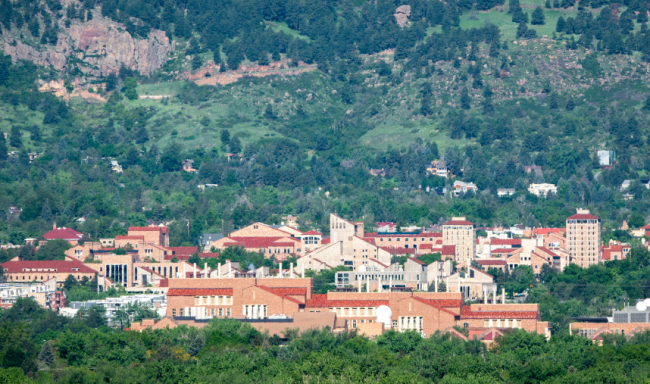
[442,217,476,264]
[528,183,557,197]
[566,209,601,268]
[445,267,497,301]
[297,214,392,271]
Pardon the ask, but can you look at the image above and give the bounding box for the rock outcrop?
[0,12,174,77]
[395,5,411,28]
[179,60,318,87]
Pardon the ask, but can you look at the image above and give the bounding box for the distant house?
[497,188,515,197]
[200,233,224,248]
[182,159,197,172]
[623,193,634,201]
[370,168,386,177]
[426,160,448,178]
[524,165,542,177]
[452,181,478,196]
[110,160,123,173]
[597,150,616,166]
[528,183,557,197]
[28,153,39,163]
[376,222,397,232]
[226,153,243,162]
[42,225,86,246]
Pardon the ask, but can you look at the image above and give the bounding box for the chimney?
[355,222,365,238]
[53,223,57,230]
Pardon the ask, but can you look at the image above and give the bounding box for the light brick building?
[128,226,169,247]
[2,260,97,287]
[566,209,601,268]
[442,217,476,264]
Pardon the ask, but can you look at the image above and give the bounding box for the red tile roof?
[443,219,475,226]
[322,238,331,245]
[256,286,302,304]
[601,249,611,260]
[426,299,463,307]
[158,278,169,287]
[567,213,599,220]
[532,228,563,235]
[303,230,323,236]
[535,247,558,257]
[167,288,233,296]
[408,257,426,265]
[425,245,456,256]
[412,297,459,316]
[224,237,299,249]
[43,228,84,241]
[419,244,433,249]
[477,259,507,265]
[115,235,144,240]
[167,246,198,255]
[129,226,169,234]
[267,287,307,296]
[1,260,97,274]
[304,294,388,308]
[364,232,442,238]
[460,306,538,319]
[198,252,220,258]
[380,247,416,255]
[491,239,522,246]
[491,248,519,254]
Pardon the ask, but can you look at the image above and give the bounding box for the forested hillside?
[0,0,650,250]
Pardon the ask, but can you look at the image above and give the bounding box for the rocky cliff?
[0,13,174,77]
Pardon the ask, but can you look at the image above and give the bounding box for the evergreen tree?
[531,7,545,25]
[229,136,242,154]
[566,97,575,111]
[220,129,230,145]
[30,125,41,142]
[191,55,203,71]
[460,87,471,109]
[545,0,551,8]
[0,132,7,164]
[28,19,40,37]
[549,93,558,109]
[643,94,650,110]
[556,16,566,32]
[38,341,54,367]
[41,200,53,222]
[10,126,22,148]
[135,127,149,144]
[187,334,204,356]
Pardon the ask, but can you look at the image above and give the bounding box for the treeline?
[3,297,650,382]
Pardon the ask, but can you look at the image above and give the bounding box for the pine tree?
[220,129,230,145]
[531,7,545,25]
[41,200,53,222]
[10,126,22,148]
[460,87,471,109]
[556,16,565,32]
[643,94,650,110]
[28,19,39,38]
[191,55,203,71]
[0,133,7,164]
[187,334,204,356]
[545,0,551,8]
[566,97,575,111]
[38,341,54,367]
[549,93,558,109]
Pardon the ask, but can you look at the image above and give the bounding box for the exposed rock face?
[395,5,411,27]
[179,60,318,87]
[0,14,174,77]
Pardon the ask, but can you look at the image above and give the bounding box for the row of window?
[244,304,267,319]
[378,238,436,242]
[173,307,232,317]
[329,307,377,317]
[193,295,233,306]
[483,319,522,328]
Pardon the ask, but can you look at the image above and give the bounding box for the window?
[227,308,231,316]
[219,308,223,316]
[180,308,184,316]
[463,323,469,328]
[352,320,357,328]
[211,308,215,316]
[173,309,176,316]
[392,320,398,329]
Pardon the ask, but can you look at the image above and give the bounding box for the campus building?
[566,209,601,268]
[442,217,476,264]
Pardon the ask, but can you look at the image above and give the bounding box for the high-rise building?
[442,217,475,264]
[566,209,601,268]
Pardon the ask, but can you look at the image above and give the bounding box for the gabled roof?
[443,219,475,226]
[303,230,323,236]
[2,260,97,274]
[304,294,389,308]
[223,237,299,248]
[477,259,507,265]
[167,288,233,296]
[411,297,459,316]
[166,246,198,255]
[129,226,169,234]
[267,287,307,296]
[567,213,599,220]
[115,235,145,240]
[491,239,522,246]
[460,306,538,319]
[138,266,165,278]
[43,228,84,241]
[535,246,558,257]
[256,285,302,304]
[491,248,519,254]
[532,228,563,235]
[408,257,426,265]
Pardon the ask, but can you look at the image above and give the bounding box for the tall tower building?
[566,209,601,268]
[442,217,476,264]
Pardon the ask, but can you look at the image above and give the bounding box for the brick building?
[160,275,550,339]
[442,217,476,264]
[566,209,601,268]
[601,242,631,262]
[128,226,169,247]
[42,225,86,246]
[2,260,97,287]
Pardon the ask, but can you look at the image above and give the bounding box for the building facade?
[442,217,476,264]
[566,209,601,268]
